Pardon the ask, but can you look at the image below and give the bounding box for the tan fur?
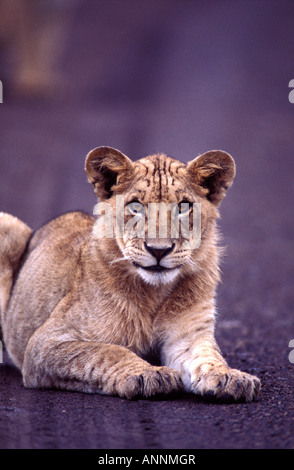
[0,147,260,401]
[0,213,32,314]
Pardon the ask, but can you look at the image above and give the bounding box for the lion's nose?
[144,242,175,263]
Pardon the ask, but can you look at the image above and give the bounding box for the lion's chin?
[136,266,180,285]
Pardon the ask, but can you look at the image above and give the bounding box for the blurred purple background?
[0,0,293,232]
[0,0,294,449]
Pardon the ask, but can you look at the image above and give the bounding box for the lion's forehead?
[131,154,187,202]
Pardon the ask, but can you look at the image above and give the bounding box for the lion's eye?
[178,200,193,216]
[127,201,144,216]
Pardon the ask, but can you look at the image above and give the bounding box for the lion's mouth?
[132,262,181,272]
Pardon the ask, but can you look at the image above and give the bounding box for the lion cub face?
[86,147,235,285]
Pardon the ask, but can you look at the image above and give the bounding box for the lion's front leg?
[159,306,261,402]
[22,318,183,399]
[183,339,260,402]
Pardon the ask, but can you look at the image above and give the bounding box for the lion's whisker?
[109,256,129,266]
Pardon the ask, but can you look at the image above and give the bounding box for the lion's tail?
[0,213,32,319]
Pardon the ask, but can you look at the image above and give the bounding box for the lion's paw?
[116,366,184,399]
[191,366,261,402]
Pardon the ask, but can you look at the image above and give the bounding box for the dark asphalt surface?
[0,0,294,449]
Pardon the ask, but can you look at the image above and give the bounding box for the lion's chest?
[79,290,157,357]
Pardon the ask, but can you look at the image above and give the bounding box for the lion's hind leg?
[0,213,32,316]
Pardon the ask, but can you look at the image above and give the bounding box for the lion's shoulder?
[28,211,94,253]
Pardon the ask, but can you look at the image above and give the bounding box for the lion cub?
[0,147,260,401]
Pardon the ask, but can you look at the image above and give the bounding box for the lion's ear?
[85,146,134,199]
[187,150,236,205]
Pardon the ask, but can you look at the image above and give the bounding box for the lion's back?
[3,211,94,368]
